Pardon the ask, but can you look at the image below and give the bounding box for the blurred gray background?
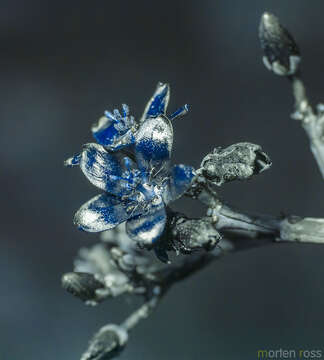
[1,0,324,359]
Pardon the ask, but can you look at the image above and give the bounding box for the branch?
[289,74,324,178]
[206,199,324,245]
[259,12,324,178]
[121,292,161,331]
[70,201,324,360]
[65,13,324,360]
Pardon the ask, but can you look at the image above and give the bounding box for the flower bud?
[81,324,128,360]
[200,143,271,186]
[259,12,300,76]
[61,272,104,302]
[172,218,221,253]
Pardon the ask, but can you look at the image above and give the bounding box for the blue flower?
[65,83,194,246]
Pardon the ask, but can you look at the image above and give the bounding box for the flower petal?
[163,164,195,203]
[79,143,123,192]
[140,82,170,122]
[74,193,131,232]
[126,205,166,245]
[64,153,81,167]
[91,115,119,145]
[169,104,189,120]
[134,115,173,174]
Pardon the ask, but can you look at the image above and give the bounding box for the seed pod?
[259,12,300,76]
[61,272,105,302]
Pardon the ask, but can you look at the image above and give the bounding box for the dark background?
[2,1,324,359]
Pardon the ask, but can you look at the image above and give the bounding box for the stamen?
[122,104,129,117]
[170,104,189,120]
[123,157,132,171]
[109,175,131,183]
[104,111,118,122]
[113,109,121,119]
[129,204,139,217]
[149,162,155,183]
[153,163,166,179]
[161,176,169,185]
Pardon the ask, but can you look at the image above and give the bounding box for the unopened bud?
[61,272,104,302]
[200,143,271,187]
[81,324,128,360]
[259,12,300,76]
[172,218,221,253]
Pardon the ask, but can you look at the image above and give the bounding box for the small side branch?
[121,292,161,332]
[259,12,324,178]
[289,75,324,178]
[208,201,324,246]
[210,203,280,237]
[280,216,324,243]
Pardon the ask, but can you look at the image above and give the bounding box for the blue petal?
[74,193,132,232]
[126,205,166,245]
[140,82,170,122]
[79,143,127,194]
[163,164,195,203]
[91,108,135,150]
[92,115,118,145]
[135,115,173,174]
[64,153,81,167]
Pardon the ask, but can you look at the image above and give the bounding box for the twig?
[121,291,161,331]
[290,74,324,178]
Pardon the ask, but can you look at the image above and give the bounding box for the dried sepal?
[152,210,221,262]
